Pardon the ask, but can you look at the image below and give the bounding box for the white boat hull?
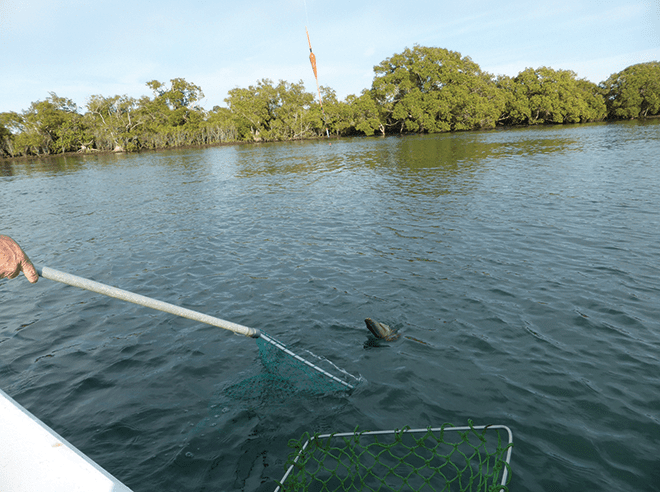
[0,388,132,492]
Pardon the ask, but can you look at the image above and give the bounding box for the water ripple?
[1,121,660,491]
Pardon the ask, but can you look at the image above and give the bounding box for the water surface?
[1,120,659,491]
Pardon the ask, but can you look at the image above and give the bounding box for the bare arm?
[0,235,38,283]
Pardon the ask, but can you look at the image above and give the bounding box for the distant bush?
[601,62,660,119]
[1,50,657,157]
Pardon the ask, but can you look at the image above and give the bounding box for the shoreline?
[2,116,659,162]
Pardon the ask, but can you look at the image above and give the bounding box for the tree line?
[1,46,659,158]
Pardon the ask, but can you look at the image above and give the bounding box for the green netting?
[223,332,360,401]
[276,422,513,492]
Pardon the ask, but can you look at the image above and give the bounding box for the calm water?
[1,120,660,491]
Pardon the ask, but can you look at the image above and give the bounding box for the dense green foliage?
[601,62,660,119]
[1,48,658,157]
[226,79,322,141]
[497,67,607,125]
[0,94,87,156]
[371,46,505,133]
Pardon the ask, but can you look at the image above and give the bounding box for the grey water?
[1,119,659,491]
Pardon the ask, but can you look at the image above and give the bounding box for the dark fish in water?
[364,318,400,341]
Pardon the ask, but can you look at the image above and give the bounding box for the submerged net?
[276,422,513,492]
[223,332,360,401]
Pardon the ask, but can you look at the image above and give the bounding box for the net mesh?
[223,332,359,402]
[277,422,513,492]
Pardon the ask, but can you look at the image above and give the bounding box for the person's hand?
[0,235,38,283]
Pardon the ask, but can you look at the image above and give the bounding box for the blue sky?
[1,0,659,113]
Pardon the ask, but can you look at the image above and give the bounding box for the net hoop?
[275,423,514,492]
[260,333,356,390]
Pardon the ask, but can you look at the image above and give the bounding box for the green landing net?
[223,332,361,401]
[275,422,513,492]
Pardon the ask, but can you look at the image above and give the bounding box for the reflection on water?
[1,125,579,189]
[1,119,660,492]
[1,154,86,177]
[0,151,140,177]
[396,129,577,169]
[228,127,583,205]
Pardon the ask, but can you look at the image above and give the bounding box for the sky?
[1,0,659,114]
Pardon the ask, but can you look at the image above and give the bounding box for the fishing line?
[303,0,330,138]
[303,0,310,28]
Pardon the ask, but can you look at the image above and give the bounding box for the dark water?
[1,120,659,491]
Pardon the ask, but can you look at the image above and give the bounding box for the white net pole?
[37,266,260,338]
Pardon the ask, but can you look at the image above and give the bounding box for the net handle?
[36,266,261,338]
